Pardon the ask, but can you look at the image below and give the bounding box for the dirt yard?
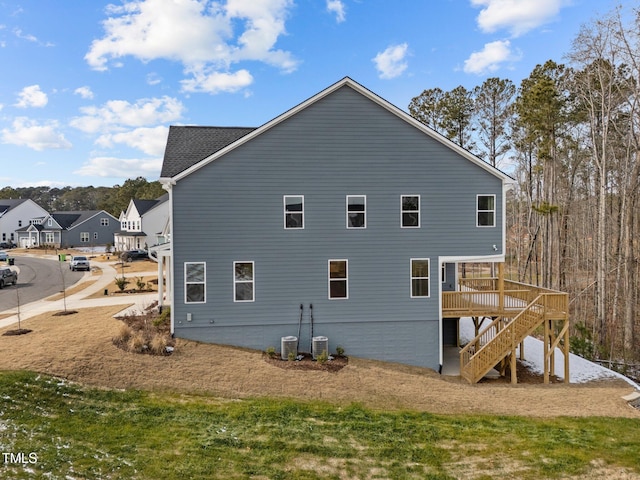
[0,306,638,418]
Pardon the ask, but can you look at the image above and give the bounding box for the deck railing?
[445,278,569,383]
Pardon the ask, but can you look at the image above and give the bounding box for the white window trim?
[401,195,421,228]
[184,262,206,304]
[441,263,446,284]
[476,194,496,227]
[410,258,430,298]
[80,232,90,243]
[233,261,255,303]
[346,195,366,229]
[328,259,349,300]
[283,195,304,229]
[101,218,109,226]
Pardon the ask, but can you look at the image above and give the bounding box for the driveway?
[0,255,85,310]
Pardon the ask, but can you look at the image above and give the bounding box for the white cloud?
[74,156,162,178]
[471,0,564,37]
[1,117,72,151]
[327,0,346,23]
[13,27,37,42]
[463,39,519,74]
[95,126,169,156]
[181,68,253,94]
[146,72,162,85]
[70,96,184,134]
[74,86,94,99]
[85,0,297,94]
[15,85,48,108]
[372,43,409,79]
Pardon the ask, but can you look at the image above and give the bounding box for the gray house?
[160,77,512,372]
[17,210,119,248]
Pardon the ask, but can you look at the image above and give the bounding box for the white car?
[0,251,8,261]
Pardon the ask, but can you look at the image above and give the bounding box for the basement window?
[328,260,348,299]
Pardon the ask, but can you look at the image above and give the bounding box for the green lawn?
[1,371,639,479]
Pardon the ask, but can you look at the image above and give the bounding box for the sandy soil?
[1,306,638,418]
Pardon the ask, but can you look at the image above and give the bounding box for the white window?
[93,232,99,240]
[328,260,348,299]
[48,218,53,227]
[234,261,255,302]
[80,232,90,243]
[401,195,420,228]
[284,195,304,229]
[477,195,496,227]
[45,232,55,244]
[411,259,430,298]
[101,218,109,226]
[121,221,126,230]
[346,195,366,228]
[185,262,206,303]
[18,220,22,227]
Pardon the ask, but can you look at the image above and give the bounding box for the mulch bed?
[264,353,348,372]
[2,328,32,336]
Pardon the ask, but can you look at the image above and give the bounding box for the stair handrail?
[460,294,547,382]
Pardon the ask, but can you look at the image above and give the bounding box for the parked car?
[0,242,15,249]
[69,255,91,271]
[121,249,148,262]
[0,267,17,288]
[0,251,8,261]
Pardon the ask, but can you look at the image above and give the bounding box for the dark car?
[0,267,17,288]
[121,249,148,262]
[0,242,16,249]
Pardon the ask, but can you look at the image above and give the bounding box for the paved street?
[0,254,160,329]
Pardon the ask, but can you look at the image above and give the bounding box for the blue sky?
[0,0,629,188]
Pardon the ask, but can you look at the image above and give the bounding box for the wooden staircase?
[459,293,568,384]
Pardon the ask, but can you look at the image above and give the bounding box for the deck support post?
[563,318,570,384]
[543,318,550,384]
[510,349,517,384]
[519,340,525,360]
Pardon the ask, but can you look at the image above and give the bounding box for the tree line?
[409,4,639,367]
[0,177,165,218]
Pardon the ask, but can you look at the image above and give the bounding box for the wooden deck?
[442,271,570,384]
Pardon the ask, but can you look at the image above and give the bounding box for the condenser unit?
[312,336,329,360]
[281,336,298,360]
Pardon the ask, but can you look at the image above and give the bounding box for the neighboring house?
[159,77,569,379]
[0,199,49,247]
[114,194,170,252]
[16,210,119,248]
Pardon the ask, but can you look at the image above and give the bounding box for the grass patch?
[45,280,98,301]
[0,371,638,479]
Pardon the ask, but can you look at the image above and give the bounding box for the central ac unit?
[312,336,329,360]
[281,336,298,360]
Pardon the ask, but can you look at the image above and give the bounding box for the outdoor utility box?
[312,336,329,360]
[281,336,298,360]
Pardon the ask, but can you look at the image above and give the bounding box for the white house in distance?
[0,199,48,247]
[114,194,169,252]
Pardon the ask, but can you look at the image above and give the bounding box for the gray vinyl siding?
[171,85,504,370]
[62,214,119,247]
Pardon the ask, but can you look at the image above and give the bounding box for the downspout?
[438,256,443,374]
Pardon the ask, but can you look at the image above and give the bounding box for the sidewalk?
[0,260,160,329]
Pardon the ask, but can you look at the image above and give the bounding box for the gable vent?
[281,336,298,360]
[312,336,329,360]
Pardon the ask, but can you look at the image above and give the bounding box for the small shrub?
[150,334,168,355]
[316,350,329,364]
[128,332,146,353]
[266,346,277,359]
[288,351,296,361]
[115,276,130,292]
[135,277,146,292]
[336,345,345,357]
[153,307,170,328]
[114,323,133,344]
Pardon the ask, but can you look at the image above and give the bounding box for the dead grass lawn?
[0,307,638,418]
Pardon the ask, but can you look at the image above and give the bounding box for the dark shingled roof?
[160,126,255,178]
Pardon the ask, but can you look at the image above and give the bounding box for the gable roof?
[133,193,169,216]
[160,127,255,178]
[160,77,512,183]
[0,198,40,217]
[50,210,118,230]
